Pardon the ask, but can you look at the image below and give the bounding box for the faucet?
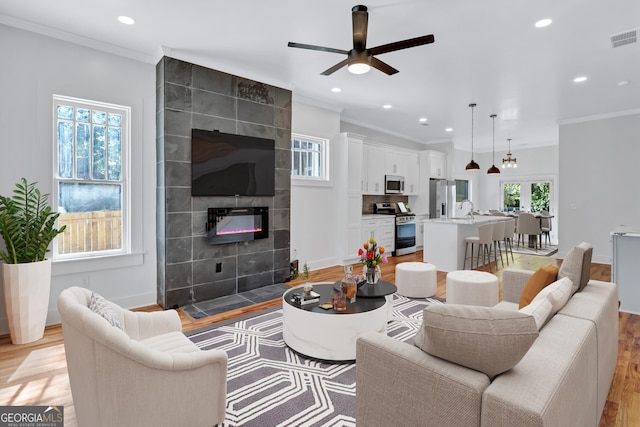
[460,199,474,222]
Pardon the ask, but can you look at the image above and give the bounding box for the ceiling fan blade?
[369,34,435,56]
[352,5,368,49]
[321,58,350,76]
[370,57,399,75]
[288,42,348,55]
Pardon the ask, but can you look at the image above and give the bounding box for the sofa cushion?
[518,264,559,308]
[558,242,592,293]
[89,292,124,330]
[519,297,553,330]
[531,277,573,317]
[414,304,538,378]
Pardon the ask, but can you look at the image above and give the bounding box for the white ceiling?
[1,0,639,152]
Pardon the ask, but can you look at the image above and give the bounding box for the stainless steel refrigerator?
[429,179,456,218]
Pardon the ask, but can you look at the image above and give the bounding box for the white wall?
[0,25,157,334]
[290,101,342,270]
[559,113,640,263]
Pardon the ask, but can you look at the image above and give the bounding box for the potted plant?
[0,178,66,344]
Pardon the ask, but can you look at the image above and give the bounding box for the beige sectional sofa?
[356,244,618,427]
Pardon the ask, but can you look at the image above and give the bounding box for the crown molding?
[558,108,640,125]
[0,14,155,64]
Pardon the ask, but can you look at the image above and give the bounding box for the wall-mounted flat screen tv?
[191,129,275,197]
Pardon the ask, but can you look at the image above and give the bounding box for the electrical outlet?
[216,263,222,273]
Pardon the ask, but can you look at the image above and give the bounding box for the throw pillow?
[558,242,592,294]
[519,297,553,330]
[89,292,124,330]
[414,304,538,378]
[530,276,573,317]
[518,264,559,308]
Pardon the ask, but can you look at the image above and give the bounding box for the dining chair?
[463,223,494,272]
[517,213,542,251]
[541,216,552,247]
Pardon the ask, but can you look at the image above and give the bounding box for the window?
[53,95,130,259]
[291,134,329,181]
[455,179,469,202]
[503,183,521,212]
[501,180,552,213]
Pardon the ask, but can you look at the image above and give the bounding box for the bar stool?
[463,223,494,272]
[491,220,506,268]
[503,218,516,264]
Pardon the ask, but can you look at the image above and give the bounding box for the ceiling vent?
[610,28,638,48]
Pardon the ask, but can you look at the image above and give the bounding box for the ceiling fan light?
[347,62,371,74]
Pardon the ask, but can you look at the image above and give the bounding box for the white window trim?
[52,94,132,261]
[291,133,331,187]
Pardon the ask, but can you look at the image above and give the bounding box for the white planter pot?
[2,259,52,345]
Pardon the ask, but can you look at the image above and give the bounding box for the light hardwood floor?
[0,251,636,426]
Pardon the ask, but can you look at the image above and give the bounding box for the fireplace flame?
[218,227,262,235]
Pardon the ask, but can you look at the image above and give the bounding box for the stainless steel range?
[374,203,417,256]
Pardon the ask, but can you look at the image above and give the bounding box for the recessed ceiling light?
[617,80,629,86]
[573,76,588,83]
[118,16,135,25]
[331,87,341,93]
[419,117,428,122]
[383,104,392,109]
[535,18,552,28]
[445,128,453,132]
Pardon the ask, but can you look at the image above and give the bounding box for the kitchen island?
[422,216,509,272]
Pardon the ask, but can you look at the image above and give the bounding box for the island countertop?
[423,216,506,225]
[422,216,509,271]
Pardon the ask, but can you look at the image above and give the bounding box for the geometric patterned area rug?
[188,294,443,427]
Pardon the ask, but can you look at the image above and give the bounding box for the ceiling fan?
[288,5,435,76]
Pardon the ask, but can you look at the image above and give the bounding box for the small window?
[53,95,130,259]
[291,134,329,181]
[456,179,469,202]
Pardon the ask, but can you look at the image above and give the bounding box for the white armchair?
[58,287,227,427]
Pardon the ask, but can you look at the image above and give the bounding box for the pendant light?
[487,114,501,174]
[465,103,480,171]
[502,138,518,168]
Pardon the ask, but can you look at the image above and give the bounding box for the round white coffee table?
[282,282,389,361]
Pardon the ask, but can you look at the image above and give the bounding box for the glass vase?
[363,264,381,284]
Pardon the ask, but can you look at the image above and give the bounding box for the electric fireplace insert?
[206,207,269,245]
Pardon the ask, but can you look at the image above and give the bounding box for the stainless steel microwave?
[385,175,404,194]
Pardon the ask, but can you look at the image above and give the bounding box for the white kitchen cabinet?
[429,151,447,179]
[347,137,363,193]
[362,145,385,194]
[335,133,365,264]
[384,150,406,177]
[361,217,395,254]
[404,151,420,195]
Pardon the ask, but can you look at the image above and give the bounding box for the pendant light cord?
[471,105,475,158]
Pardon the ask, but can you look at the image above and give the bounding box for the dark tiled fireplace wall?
[156,57,292,309]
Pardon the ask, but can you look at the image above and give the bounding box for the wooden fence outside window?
[57,211,122,254]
